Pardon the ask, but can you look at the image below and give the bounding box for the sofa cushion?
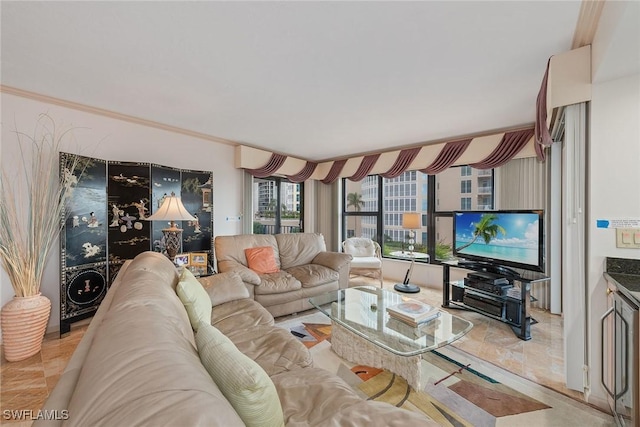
[286,264,339,287]
[254,271,302,295]
[176,268,212,331]
[270,367,364,426]
[212,298,275,334]
[65,288,244,426]
[271,368,436,426]
[196,322,285,427]
[275,233,327,269]
[254,289,305,309]
[199,271,250,306]
[343,237,377,257]
[215,234,280,266]
[245,246,280,274]
[350,256,382,269]
[224,325,314,376]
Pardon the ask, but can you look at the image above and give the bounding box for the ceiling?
[0,1,591,161]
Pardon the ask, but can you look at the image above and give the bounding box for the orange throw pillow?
[245,246,279,274]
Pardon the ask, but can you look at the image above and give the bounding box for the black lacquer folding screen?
[59,154,213,334]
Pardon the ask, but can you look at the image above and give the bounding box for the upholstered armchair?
[342,237,383,288]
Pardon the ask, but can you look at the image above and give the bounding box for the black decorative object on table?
[394,212,422,294]
[394,284,421,293]
[394,257,420,293]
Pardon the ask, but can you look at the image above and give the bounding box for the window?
[460,179,471,193]
[341,166,495,264]
[342,177,380,242]
[253,177,303,234]
[461,197,471,210]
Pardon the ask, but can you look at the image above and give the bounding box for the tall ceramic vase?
[1,293,51,362]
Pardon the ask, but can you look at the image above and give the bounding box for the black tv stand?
[442,260,549,341]
[456,260,521,279]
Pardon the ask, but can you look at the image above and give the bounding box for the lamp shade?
[402,212,421,230]
[147,192,196,222]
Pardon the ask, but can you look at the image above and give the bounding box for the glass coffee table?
[309,286,473,390]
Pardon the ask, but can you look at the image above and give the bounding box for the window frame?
[341,177,384,243]
[341,167,495,265]
[252,176,304,234]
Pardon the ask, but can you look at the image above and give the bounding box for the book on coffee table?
[386,301,441,327]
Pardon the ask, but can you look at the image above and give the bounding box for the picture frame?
[189,265,207,277]
[190,252,207,267]
[174,253,190,267]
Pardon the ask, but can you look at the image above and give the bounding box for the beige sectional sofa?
[36,251,436,426]
[215,233,353,317]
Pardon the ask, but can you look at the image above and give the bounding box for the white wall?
[0,93,244,339]
[586,72,640,404]
[585,0,640,406]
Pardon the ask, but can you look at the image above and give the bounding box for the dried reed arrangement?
[0,114,81,297]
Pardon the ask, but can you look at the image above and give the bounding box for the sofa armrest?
[313,252,353,290]
[312,251,352,271]
[217,260,261,285]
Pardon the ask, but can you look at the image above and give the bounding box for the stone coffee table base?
[330,320,424,390]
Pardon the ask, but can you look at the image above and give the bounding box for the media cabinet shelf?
[441,260,549,341]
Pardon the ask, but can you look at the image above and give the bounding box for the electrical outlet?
[616,228,640,249]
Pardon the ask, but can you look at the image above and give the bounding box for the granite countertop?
[605,257,640,304]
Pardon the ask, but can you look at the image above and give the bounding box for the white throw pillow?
[176,268,212,331]
[195,321,284,427]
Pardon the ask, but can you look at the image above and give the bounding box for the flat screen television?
[453,210,544,275]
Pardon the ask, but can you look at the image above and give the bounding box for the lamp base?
[394,283,421,293]
[163,229,182,261]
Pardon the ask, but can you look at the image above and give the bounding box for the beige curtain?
[314,181,339,251]
[497,157,550,309]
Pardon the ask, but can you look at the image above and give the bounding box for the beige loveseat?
[36,251,435,426]
[215,233,353,317]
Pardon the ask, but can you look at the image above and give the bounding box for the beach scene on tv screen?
[454,212,539,266]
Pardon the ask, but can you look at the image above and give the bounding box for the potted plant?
[0,114,81,362]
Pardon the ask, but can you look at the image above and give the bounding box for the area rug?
[275,312,614,427]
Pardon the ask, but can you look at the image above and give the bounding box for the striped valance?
[241,45,592,184]
[237,127,540,183]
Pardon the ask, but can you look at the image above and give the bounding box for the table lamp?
[146,192,196,261]
[394,212,421,293]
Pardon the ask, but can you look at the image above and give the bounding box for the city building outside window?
[342,166,494,264]
[461,179,472,193]
[253,177,303,234]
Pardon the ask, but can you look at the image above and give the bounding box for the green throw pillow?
[195,321,285,427]
[176,268,212,331]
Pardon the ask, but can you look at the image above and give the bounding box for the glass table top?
[309,286,473,356]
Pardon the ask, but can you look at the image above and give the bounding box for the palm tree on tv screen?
[457,213,506,251]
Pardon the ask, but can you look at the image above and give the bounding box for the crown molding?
[0,85,238,147]
[572,0,605,48]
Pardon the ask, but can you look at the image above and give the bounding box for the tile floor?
[0,278,592,424]
[348,278,585,402]
[398,282,584,401]
[0,320,89,425]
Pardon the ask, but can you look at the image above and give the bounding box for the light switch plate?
[616,228,640,249]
